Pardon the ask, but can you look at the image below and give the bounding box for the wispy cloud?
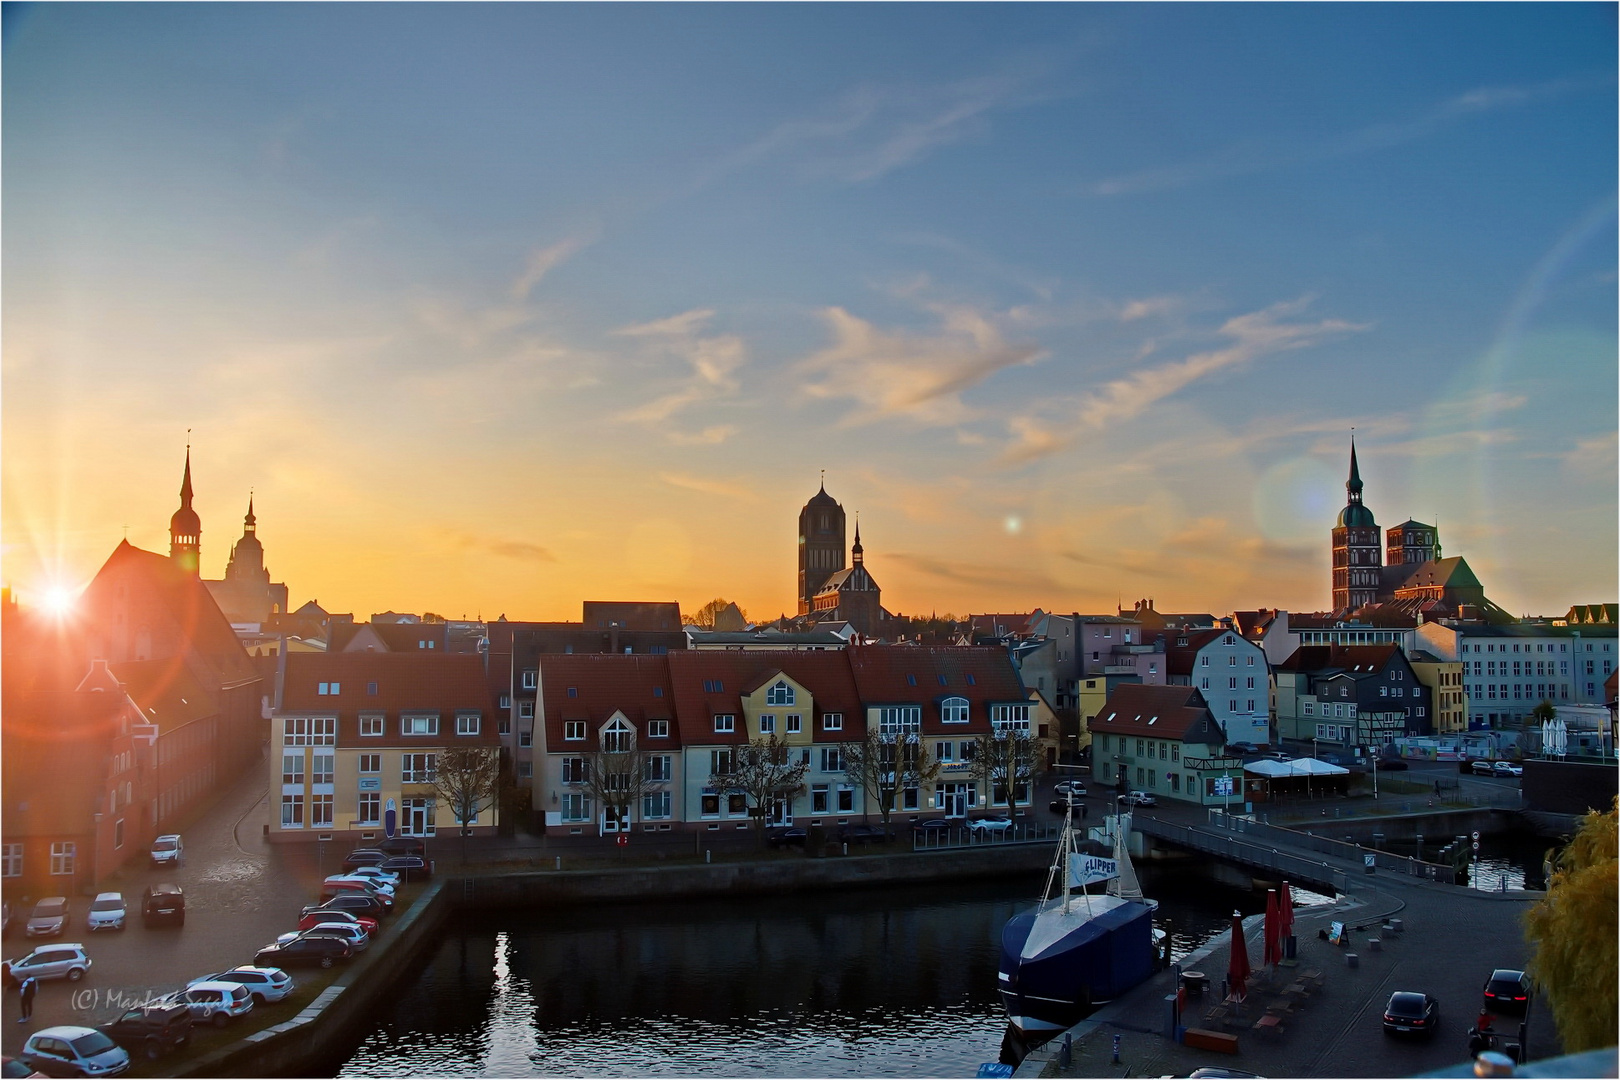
[658,472,759,502]
[615,309,748,437]
[1090,75,1608,196]
[510,233,595,302]
[797,304,1046,427]
[443,531,557,563]
[997,299,1366,466]
[887,550,1067,593]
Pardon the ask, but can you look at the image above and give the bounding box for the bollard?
[554,856,561,871]
[1368,938,1381,952]
[1346,952,1359,968]
[705,849,711,864]
[1111,1034,1121,1064]
[1060,1033,1072,1068]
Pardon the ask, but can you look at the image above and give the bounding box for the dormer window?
[766,681,795,706]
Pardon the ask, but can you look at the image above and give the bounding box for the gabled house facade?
[1272,644,1432,752]
[1163,629,1270,746]
[1089,684,1235,806]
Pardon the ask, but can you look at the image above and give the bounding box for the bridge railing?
[911,822,1060,852]
[1135,816,1352,893]
[1199,811,1459,883]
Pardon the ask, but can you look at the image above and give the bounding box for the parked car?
[85,894,126,934]
[26,899,69,939]
[766,828,808,850]
[1483,969,1532,1016]
[187,966,294,1006]
[141,885,184,929]
[148,835,183,867]
[838,824,888,845]
[1376,757,1409,771]
[1,1056,33,1078]
[341,849,389,870]
[276,923,369,952]
[377,837,426,857]
[340,866,401,889]
[1264,752,1293,762]
[296,909,378,937]
[5,944,92,984]
[911,819,953,835]
[379,855,431,881]
[173,982,254,1027]
[321,878,395,908]
[1470,760,1498,776]
[1053,780,1087,798]
[324,873,395,896]
[966,816,1014,834]
[97,1003,192,1062]
[302,894,386,921]
[1492,762,1523,778]
[1382,991,1439,1037]
[18,1026,130,1078]
[1225,743,1261,756]
[255,935,353,970]
[1122,791,1158,807]
[1050,797,1090,816]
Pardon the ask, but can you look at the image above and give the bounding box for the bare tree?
[843,730,943,831]
[582,730,663,836]
[430,747,501,864]
[685,598,749,630]
[967,729,1043,818]
[708,735,809,842]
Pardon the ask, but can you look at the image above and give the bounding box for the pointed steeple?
[851,514,864,566]
[169,441,202,576]
[244,493,256,533]
[1347,438,1364,502]
[180,446,194,503]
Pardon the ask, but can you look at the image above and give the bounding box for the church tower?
[1330,440,1380,611]
[798,480,846,615]
[225,496,267,585]
[169,447,201,577]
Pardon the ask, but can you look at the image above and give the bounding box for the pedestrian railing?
[1134,816,1353,893]
[1196,811,1459,883]
[912,822,1060,852]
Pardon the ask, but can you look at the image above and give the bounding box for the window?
[359,754,380,774]
[991,704,1031,731]
[812,784,830,814]
[936,741,955,763]
[311,794,334,828]
[648,720,670,738]
[499,715,511,736]
[562,757,589,784]
[602,720,633,752]
[759,714,776,734]
[567,687,578,698]
[318,681,341,696]
[879,706,922,735]
[564,721,586,741]
[354,791,382,824]
[786,714,802,734]
[906,674,918,686]
[1201,677,1210,689]
[940,697,969,724]
[519,701,535,719]
[457,714,480,736]
[281,795,304,828]
[703,679,725,693]
[522,669,538,689]
[837,786,855,813]
[312,752,334,785]
[368,681,379,696]
[711,749,734,776]
[518,761,533,779]
[282,753,305,785]
[902,786,920,810]
[1201,656,1210,667]
[767,681,796,706]
[499,694,511,710]
[561,793,591,822]
[401,753,437,783]
[401,715,439,736]
[642,791,672,819]
[1,843,20,878]
[644,755,673,783]
[360,715,384,737]
[1246,677,1255,689]
[518,730,533,748]
[820,747,844,773]
[1247,656,1255,667]
[283,717,336,746]
[714,714,736,734]
[1229,677,1238,690]
[822,712,843,731]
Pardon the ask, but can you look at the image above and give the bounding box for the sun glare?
[39,584,79,619]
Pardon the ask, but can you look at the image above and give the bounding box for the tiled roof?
[281,653,498,746]
[538,654,677,749]
[112,659,217,734]
[667,651,864,745]
[1162,629,1228,676]
[1275,643,1401,675]
[847,646,1025,733]
[1089,684,1220,742]
[581,601,682,632]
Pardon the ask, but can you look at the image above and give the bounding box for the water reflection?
[338,871,1332,1078]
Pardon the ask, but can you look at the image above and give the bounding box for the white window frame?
[283,717,337,746]
[358,792,381,825]
[456,713,481,736]
[1,843,20,878]
[940,697,969,724]
[714,714,736,734]
[311,793,334,828]
[522,669,538,689]
[648,719,670,738]
[786,714,802,734]
[564,721,586,741]
[759,714,776,734]
[822,712,843,731]
[401,753,437,784]
[281,794,304,829]
[359,715,384,737]
[401,715,439,737]
[766,681,796,706]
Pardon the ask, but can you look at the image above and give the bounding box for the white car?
[1492,761,1523,778]
[342,866,401,889]
[324,874,396,897]
[86,892,127,932]
[173,981,254,1027]
[5,943,92,983]
[1054,780,1087,798]
[1122,791,1158,807]
[19,1026,130,1078]
[277,922,369,952]
[966,816,1014,834]
[149,834,184,866]
[188,966,294,1005]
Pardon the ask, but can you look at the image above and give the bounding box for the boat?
[996,808,1159,1039]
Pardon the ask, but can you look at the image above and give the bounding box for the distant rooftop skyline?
[3,4,1614,621]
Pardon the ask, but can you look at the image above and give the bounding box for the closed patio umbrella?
[1263,888,1281,967]
[1226,910,1251,1002]
[1279,881,1295,942]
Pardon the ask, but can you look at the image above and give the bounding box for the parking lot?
[1,763,337,1054]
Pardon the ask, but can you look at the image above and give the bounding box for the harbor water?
[335,866,1332,1077]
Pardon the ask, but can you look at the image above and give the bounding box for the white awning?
[1244,757,1351,777]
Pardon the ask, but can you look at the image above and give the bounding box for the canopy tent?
[1244,757,1353,800]
[1243,758,1351,777]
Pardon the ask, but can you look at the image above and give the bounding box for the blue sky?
[4,3,1615,621]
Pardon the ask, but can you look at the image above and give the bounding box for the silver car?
[26,897,69,938]
[6,943,93,982]
[20,1026,130,1077]
[87,893,127,932]
[149,834,184,866]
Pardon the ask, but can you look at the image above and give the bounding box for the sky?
[3,3,1615,624]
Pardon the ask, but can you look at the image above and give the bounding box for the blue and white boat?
[996,810,1159,1038]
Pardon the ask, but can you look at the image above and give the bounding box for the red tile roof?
[537,654,677,750]
[1276,643,1401,674]
[667,650,864,745]
[1089,684,1220,743]
[847,646,1025,734]
[281,653,498,746]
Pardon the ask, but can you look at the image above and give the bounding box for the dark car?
[378,837,426,857]
[1382,991,1439,1037]
[379,855,431,881]
[839,824,888,845]
[766,828,808,850]
[255,935,353,969]
[911,819,953,835]
[1377,757,1409,771]
[2,1056,33,1078]
[1483,969,1532,1016]
[141,884,185,928]
[341,848,388,870]
[302,894,386,921]
[97,1003,192,1062]
[1050,797,1090,816]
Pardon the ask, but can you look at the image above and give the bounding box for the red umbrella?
[1279,880,1295,942]
[1263,889,1281,967]
[1227,910,1251,1002]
